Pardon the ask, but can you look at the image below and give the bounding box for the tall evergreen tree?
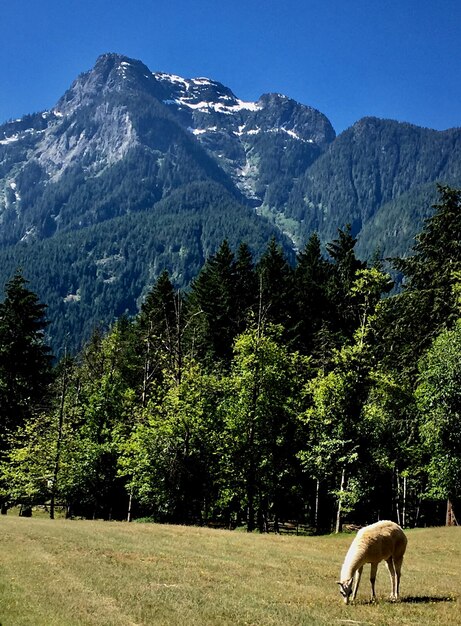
[137,270,184,392]
[257,238,294,333]
[294,232,332,355]
[0,271,53,449]
[395,186,461,293]
[139,270,177,337]
[234,242,258,332]
[326,225,366,340]
[188,240,238,364]
[378,185,461,377]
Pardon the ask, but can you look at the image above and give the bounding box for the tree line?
[0,185,460,532]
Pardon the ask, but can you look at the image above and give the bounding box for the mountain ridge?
[1,52,460,352]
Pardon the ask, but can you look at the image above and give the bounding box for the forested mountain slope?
[283,117,461,255]
[0,182,288,353]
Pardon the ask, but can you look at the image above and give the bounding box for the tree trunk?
[402,474,407,528]
[50,352,69,520]
[446,499,458,526]
[141,335,152,407]
[335,467,346,534]
[127,491,133,522]
[395,468,401,526]
[314,479,320,531]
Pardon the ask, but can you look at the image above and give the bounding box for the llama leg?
[394,557,404,599]
[351,566,363,600]
[386,557,397,600]
[369,562,378,601]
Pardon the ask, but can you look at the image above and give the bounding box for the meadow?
[0,516,460,626]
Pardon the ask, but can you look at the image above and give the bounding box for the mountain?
[0,52,460,352]
[282,117,461,255]
[0,53,334,247]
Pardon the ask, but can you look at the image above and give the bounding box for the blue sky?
[1,0,460,133]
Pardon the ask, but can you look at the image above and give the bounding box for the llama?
[337,520,407,604]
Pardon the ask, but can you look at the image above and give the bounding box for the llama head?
[337,579,353,604]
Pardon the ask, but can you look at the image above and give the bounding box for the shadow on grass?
[401,595,456,604]
[352,595,456,606]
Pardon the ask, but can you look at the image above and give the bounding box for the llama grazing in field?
[337,520,407,604]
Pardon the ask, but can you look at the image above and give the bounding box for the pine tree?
[188,240,238,364]
[294,232,332,354]
[394,185,461,325]
[257,238,294,333]
[326,225,366,339]
[0,271,53,448]
[137,270,183,393]
[234,243,258,333]
[378,185,461,377]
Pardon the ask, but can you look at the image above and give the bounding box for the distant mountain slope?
[283,117,461,256]
[0,182,290,353]
[0,53,460,352]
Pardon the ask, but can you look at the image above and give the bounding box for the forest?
[0,185,460,533]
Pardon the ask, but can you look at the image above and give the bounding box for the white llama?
[337,520,407,604]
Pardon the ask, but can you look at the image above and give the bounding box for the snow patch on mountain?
[189,127,218,135]
[0,134,20,145]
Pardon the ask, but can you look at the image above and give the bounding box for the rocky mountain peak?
[55,53,165,116]
[255,93,336,146]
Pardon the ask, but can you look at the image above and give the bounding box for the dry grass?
[0,516,460,625]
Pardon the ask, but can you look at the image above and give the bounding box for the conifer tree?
[137,270,183,392]
[188,240,238,363]
[294,232,332,354]
[0,271,53,448]
[326,225,366,340]
[378,185,461,376]
[257,238,294,333]
[234,242,258,333]
[394,185,461,328]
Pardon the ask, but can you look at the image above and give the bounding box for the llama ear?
[336,581,342,585]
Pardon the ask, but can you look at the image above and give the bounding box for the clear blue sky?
[1,0,460,134]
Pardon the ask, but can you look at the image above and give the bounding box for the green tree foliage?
[137,270,183,394]
[118,361,225,524]
[234,242,258,332]
[326,224,367,339]
[294,232,332,355]
[55,323,139,519]
[257,238,295,333]
[298,264,397,530]
[4,187,461,529]
[220,324,310,531]
[416,321,461,504]
[189,240,237,363]
[377,185,461,378]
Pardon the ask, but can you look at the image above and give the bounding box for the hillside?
[283,117,461,253]
[0,182,288,353]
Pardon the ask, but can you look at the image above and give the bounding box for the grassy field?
[0,516,460,626]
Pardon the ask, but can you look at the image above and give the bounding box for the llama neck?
[341,545,365,581]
